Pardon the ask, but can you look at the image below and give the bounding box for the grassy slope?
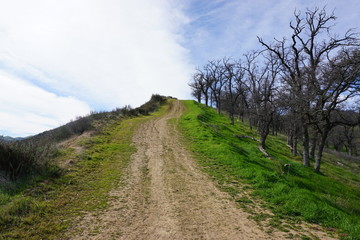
[0,104,169,239]
[178,100,360,240]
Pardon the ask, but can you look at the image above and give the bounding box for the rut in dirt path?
[69,101,332,240]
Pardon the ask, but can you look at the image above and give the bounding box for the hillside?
[0,99,359,239]
[0,94,167,181]
[179,100,360,240]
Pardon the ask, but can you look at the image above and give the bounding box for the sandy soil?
[67,100,335,240]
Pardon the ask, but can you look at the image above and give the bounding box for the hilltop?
[0,98,359,240]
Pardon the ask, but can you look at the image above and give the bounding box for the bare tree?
[222,58,247,125]
[206,59,227,114]
[258,7,359,169]
[243,51,280,149]
[189,74,202,103]
[189,67,212,106]
[311,49,360,171]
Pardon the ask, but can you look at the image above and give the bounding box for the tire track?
[68,100,334,240]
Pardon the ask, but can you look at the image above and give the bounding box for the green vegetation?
[0,116,139,239]
[179,100,360,240]
[0,94,168,181]
[0,95,168,239]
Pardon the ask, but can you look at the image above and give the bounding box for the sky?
[0,0,359,137]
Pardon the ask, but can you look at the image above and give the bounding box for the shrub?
[137,94,167,115]
[0,141,58,181]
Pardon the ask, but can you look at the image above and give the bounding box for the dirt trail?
[69,101,333,240]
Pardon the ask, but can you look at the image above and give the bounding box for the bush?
[0,142,57,181]
[137,94,167,115]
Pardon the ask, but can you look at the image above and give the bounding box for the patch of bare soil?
[56,131,92,168]
[67,101,335,240]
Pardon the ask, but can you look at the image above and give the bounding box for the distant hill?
[0,135,25,142]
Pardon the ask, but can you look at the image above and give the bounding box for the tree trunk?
[315,127,331,173]
[293,136,298,156]
[197,94,201,103]
[214,94,221,114]
[346,138,354,156]
[309,132,318,159]
[314,144,323,173]
[302,124,310,167]
[217,99,221,114]
[230,103,235,125]
[260,127,268,149]
[230,112,234,125]
[315,134,326,173]
[288,130,293,146]
[260,136,266,149]
[260,117,272,149]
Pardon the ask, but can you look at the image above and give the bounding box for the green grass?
[178,100,360,240]
[0,104,169,239]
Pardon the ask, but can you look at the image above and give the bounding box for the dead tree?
[223,58,247,125]
[189,68,212,106]
[243,51,280,149]
[206,59,227,114]
[258,7,359,169]
[312,49,360,172]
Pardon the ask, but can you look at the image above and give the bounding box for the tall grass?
[179,100,360,240]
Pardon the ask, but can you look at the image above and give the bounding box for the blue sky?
[0,0,359,137]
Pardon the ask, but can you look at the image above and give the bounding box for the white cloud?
[0,0,193,136]
[0,70,91,136]
[0,0,192,106]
